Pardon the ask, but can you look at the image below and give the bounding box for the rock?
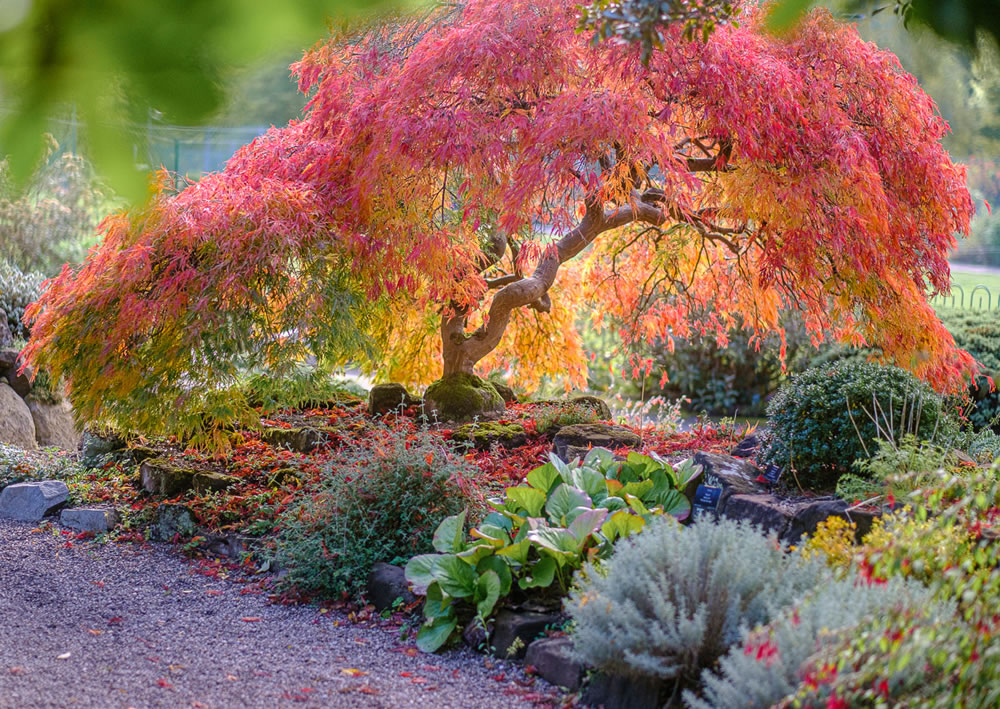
[139,458,196,496]
[451,422,527,451]
[721,494,795,536]
[731,432,764,459]
[524,636,583,690]
[0,381,37,450]
[490,609,563,659]
[367,563,418,611]
[0,480,69,521]
[568,395,612,420]
[784,498,879,543]
[0,317,11,348]
[692,452,766,510]
[551,423,640,462]
[492,382,518,404]
[80,428,127,467]
[368,383,420,416]
[462,617,491,652]
[192,472,239,493]
[60,507,118,533]
[204,532,251,559]
[581,672,662,709]
[422,373,505,422]
[0,348,17,370]
[26,398,80,450]
[150,503,198,541]
[124,445,159,465]
[260,426,334,453]
[5,361,32,398]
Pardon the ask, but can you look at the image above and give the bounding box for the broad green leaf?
[625,493,652,517]
[570,466,608,502]
[483,512,514,532]
[565,505,594,525]
[505,486,546,517]
[598,495,628,512]
[583,446,616,469]
[548,452,574,480]
[477,555,513,596]
[605,478,624,495]
[422,581,451,619]
[404,554,440,589]
[416,615,458,653]
[601,509,645,541]
[518,556,557,589]
[457,544,495,565]
[659,489,692,521]
[474,570,502,619]
[471,524,510,547]
[431,555,478,598]
[496,539,531,565]
[432,510,467,553]
[673,459,703,490]
[626,451,659,474]
[528,526,581,560]
[526,462,561,494]
[568,507,608,541]
[621,479,654,499]
[545,484,592,523]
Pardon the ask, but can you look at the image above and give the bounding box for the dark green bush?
[938,309,1000,432]
[272,425,479,598]
[763,360,951,490]
[0,258,44,338]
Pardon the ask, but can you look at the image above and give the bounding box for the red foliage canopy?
[24,1,976,441]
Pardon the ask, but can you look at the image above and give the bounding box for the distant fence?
[930,284,998,310]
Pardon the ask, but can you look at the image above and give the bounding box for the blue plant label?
[762,464,783,484]
[693,485,722,516]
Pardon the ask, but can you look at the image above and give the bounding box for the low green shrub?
[566,517,828,694]
[0,259,44,338]
[271,426,478,598]
[406,448,702,652]
[534,402,601,434]
[939,309,1000,432]
[763,360,951,490]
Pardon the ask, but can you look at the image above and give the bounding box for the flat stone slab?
[0,480,69,521]
[524,636,583,690]
[60,507,119,533]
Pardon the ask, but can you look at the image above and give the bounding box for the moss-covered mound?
[422,373,505,422]
[450,421,527,450]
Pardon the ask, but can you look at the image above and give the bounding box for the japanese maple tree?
[23,0,976,443]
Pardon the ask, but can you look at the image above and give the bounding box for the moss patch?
[423,373,505,422]
[451,421,527,450]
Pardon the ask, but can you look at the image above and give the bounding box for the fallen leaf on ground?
[56,653,71,660]
[340,668,367,677]
[156,678,173,689]
[240,616,262,622]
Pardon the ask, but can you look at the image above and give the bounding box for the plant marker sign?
[692,485,723,519]
[756,464,783,485]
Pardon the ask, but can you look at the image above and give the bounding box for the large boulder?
[60,507,119,533]
[568,395,612,420]
[422,373,505,422]
[27,398,81,451]
[80,427,127,467]
[367,383,420,416]
[0,381,36,450]
[139,458,197,496]
[551,423,640,462]
[0,480,69,521]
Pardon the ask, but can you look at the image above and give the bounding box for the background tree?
[24,0,977,444]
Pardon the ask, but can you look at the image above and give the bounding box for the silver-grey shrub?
[566,516,829,688]
[685,576,943,709]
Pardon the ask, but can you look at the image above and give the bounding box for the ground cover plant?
[22,0,981,449]
[405,447,702,651]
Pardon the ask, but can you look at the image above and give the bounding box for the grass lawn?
[933,268,1000,311]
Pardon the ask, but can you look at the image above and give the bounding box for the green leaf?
[621,479,654,499]
[598,495,628,512]
[528,527,581,563]
[456,544,495,565]
[482,512,514,532]
[545,483,592,523]
[432,510,467,553]
[625,493,652,517]
[583,446,616,469]
[475,570,502,619]
[404,554,440,589]
[518,556,557,589]
[569,466,608,502]
[422,581,451,619]
[471,524,510,548]
[526,462,561,494]
[600,509,645,541]
[431,555,478,598]
[658,489,692,521]
[673,459,703,490]
[568,507,608,541]
[625,451,659,474]
[416,615,458,653]
[506,486,546,517]
[477,555,513,596]
[496,539,531,565]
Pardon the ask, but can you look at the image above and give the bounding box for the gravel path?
[0,520,555,709]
